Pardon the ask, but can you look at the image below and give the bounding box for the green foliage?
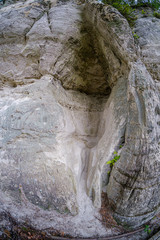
[106,151,120,167]
[151,0,160,9]
[132,32,140,39]
[21,227,29,232]
[153,11,160,18]
[102,0,137,25]
[144,225,151,234]
[136,0,160,9]
[101,0,160,25]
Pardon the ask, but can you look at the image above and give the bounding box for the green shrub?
[153,11,160,18]
[101,0,160,25]
[151,0,160,9]
[102,0,137,25]
[136,0,160,10]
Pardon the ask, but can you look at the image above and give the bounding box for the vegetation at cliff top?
[102,0,137,25]
[153,10,160,17]
[135,0,160,9]
[101,0,160,25]
[102,0,160,10]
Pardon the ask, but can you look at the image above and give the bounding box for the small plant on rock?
[153,11,160,18]
[132,31,140,39]
[106,151,120,167]
[144,225,151,234]
[141,9,146,14]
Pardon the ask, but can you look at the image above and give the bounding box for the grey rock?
[149,231,160,240]
[0,0,160,237]
[134,16,160,82]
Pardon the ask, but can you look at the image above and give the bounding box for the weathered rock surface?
[0,0,160,238]
[134,15,160,83]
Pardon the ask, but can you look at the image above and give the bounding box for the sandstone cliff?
[0,0,160,238]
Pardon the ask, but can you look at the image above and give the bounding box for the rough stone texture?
[84,1,160,228]
[134,15,160,83]
[107,60,160,227]
[0,0,160,238]
[149,231,160,240]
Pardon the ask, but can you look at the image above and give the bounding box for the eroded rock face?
[134,16,160,82]
[0,0,160,237]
